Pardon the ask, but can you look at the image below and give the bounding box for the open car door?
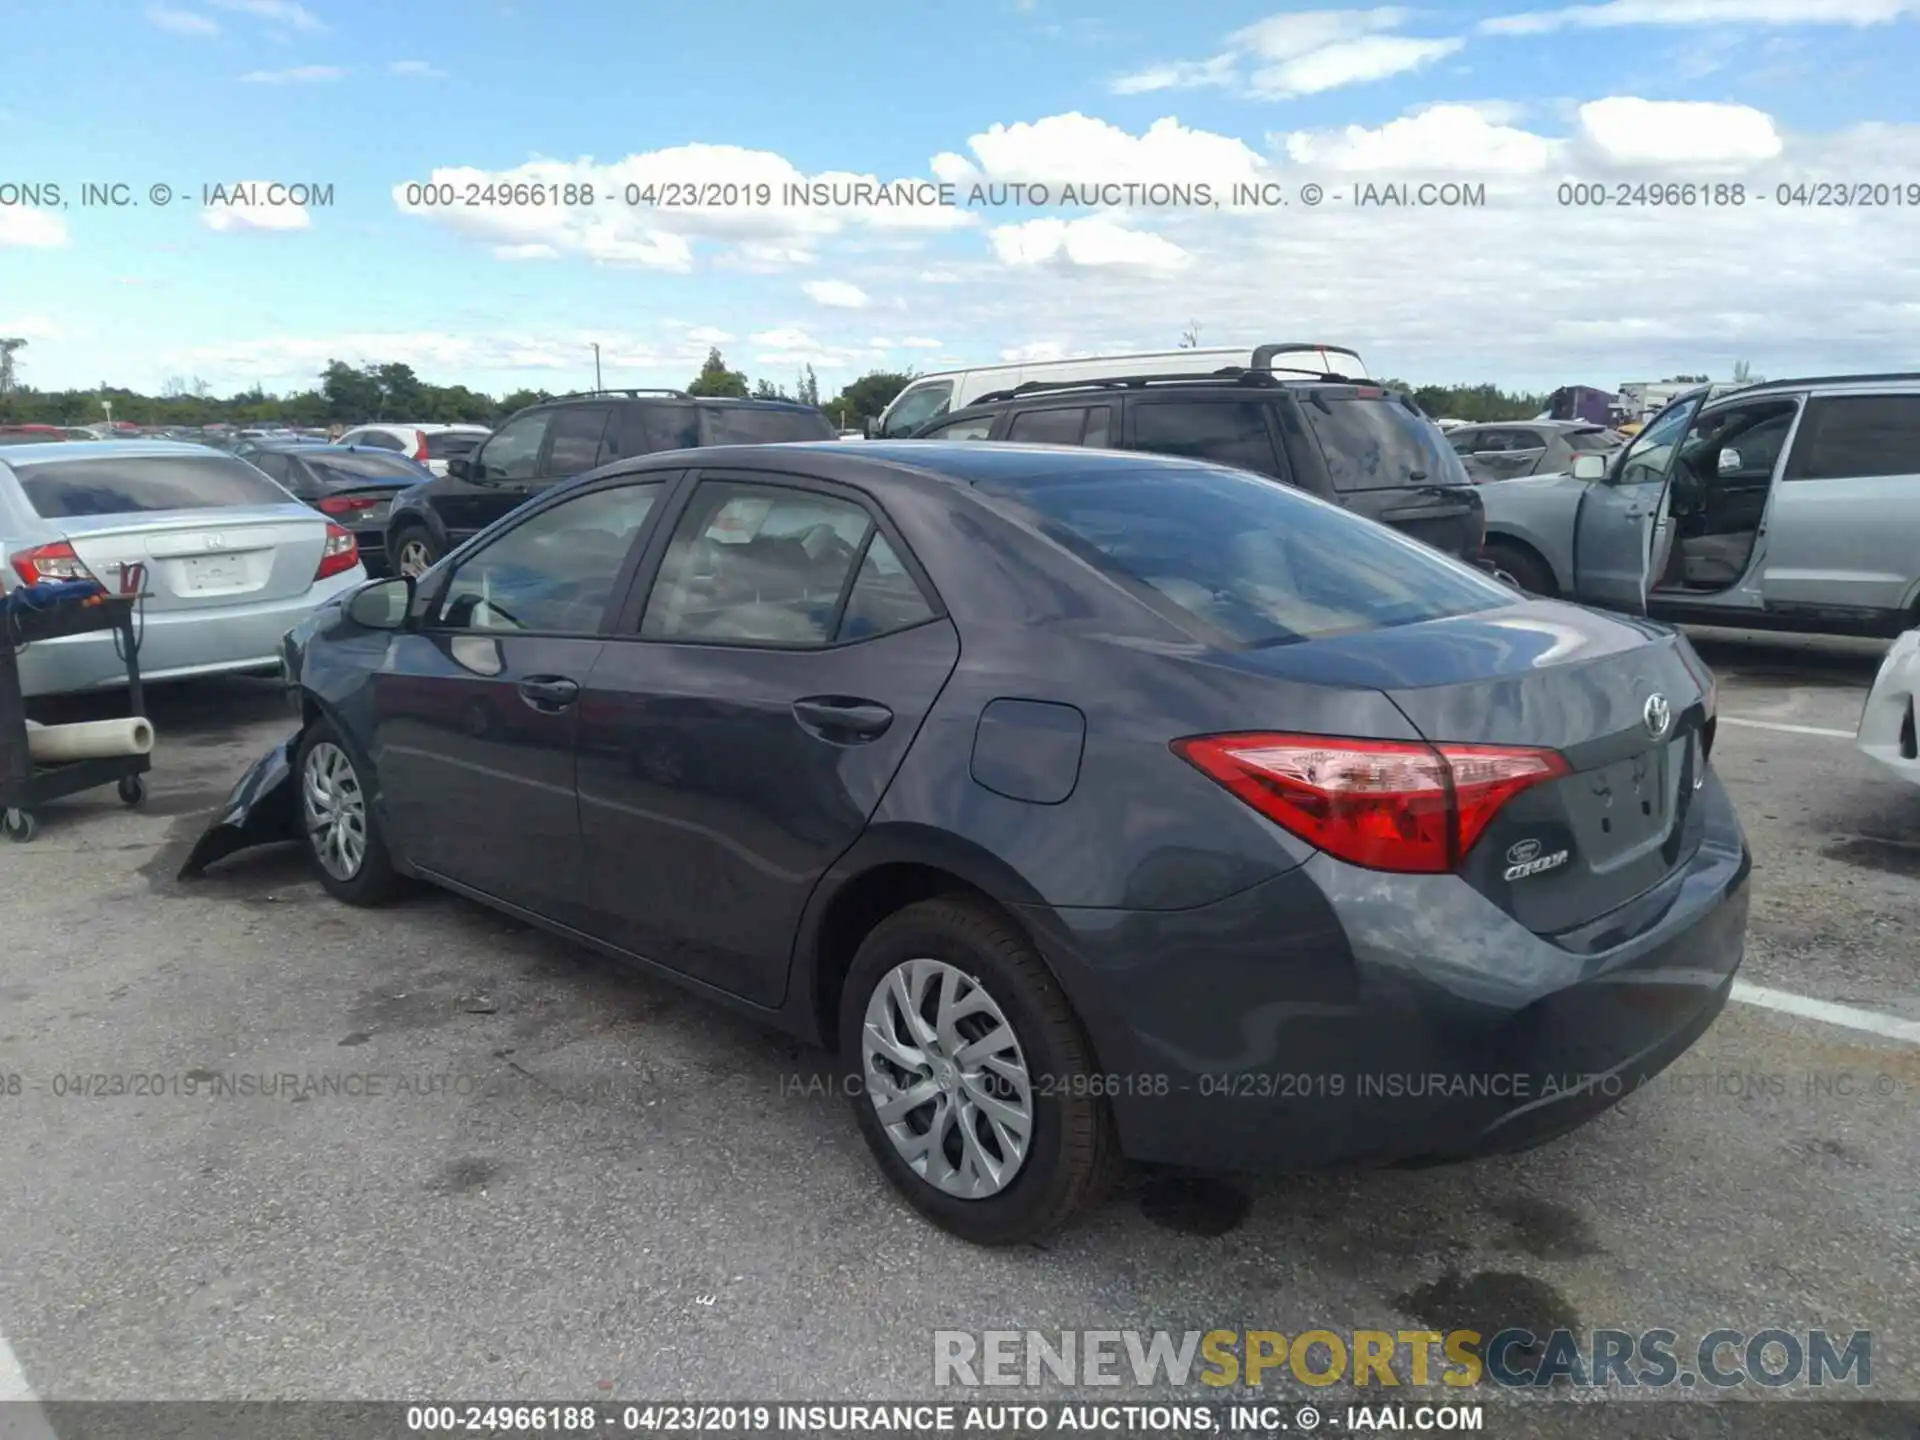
[1572,392,1702,614]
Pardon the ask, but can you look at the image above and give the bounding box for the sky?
[3,0,1919,401]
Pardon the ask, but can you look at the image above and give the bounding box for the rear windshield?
[1567,428,1621,451]
[977,463,1510,647]
[305,452,429,486]
[1302,393,1462,491]
[425,431,485,459]
[700,408,836,445]
[12,454,290,518]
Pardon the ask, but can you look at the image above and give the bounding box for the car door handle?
[517,676,580,712]
[792,696,894,741]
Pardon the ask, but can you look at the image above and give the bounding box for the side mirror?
[864,417,880,439]
[1571,453,1609,482]
[446,456,473,481]
[346,575,413,630]
[1718,448,1742,474]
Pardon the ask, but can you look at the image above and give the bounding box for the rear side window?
[13,454,291,518]
[1130,401,1282,476]
[977,463,1510,648]
[426,431,485,460]
[352,429,409,452]
[1566,429,1619,451]
[1303,394,1457,491]
[700,407,836,445]
[1787,395,1920,480]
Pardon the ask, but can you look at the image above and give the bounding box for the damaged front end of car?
[177,731,302,879]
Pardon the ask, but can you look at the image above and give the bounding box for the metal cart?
[0,594,150,842]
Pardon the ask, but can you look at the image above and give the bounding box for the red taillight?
[11,540,99,586]
[412,430,429,463]
[318,495,380,516]
[314,522,359,580]
[1172,732,1570,874]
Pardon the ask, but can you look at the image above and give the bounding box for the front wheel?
[840,896,1120,1245]
[297,720,403,905]
[392,525,440,579]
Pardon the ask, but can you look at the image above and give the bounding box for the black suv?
[383,390,837,576]
[911,370,1485,563]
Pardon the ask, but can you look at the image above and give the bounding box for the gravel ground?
[0,629,1915,1439]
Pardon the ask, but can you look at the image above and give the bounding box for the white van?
[873,342,1369,438]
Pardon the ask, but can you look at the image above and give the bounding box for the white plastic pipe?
[23,717,155,761]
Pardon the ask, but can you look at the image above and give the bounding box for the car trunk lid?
[1221,599,1712,937]
[62,507,329,612]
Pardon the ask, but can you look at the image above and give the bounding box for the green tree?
[752,377,789,400]
[795,364,821,408]
[825,369,913,427]
[495,388,554,422]
[687,347,749,398]
[321,360,383,423]
[375,362,424,418]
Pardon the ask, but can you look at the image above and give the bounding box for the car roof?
[0,439,229,465]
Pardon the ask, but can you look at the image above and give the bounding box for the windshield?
[700,408,836,444]
[14,454,291,517]
[425,431,485,459]
[976,462,1510,647]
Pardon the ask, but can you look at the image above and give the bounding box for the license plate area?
[1569,741,1677,868]
[180,554,253,592]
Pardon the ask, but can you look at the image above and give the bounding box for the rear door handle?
[792,696,894,741]
[517,675,580,712]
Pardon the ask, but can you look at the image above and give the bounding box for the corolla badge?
[1503,837,1569,882]
[1643,692,1672,738]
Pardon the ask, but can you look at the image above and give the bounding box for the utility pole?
[592,343,602,391]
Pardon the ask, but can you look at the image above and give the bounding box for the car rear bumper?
[1022,770,1751,1173]
[1856,628,1920,786]
[16,569,365,697]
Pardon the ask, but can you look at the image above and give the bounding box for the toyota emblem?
[1643,693,1672,738]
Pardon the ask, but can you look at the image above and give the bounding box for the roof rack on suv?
[973,366,1369,406]
[1729,371,1920,392]
[553,388,693,401]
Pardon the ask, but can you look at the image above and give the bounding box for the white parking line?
[0,1324,56,1440]
[1731,981,1920,1045]
[1718,716,1856,739]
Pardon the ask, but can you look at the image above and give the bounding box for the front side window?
[1617,395,1701,486]
[543,407,612,477]
[881,382,954,437]
[1787,394,1920,480]
[432,483,662,634]
[1131,401,1282,476]
[475,412,553,482]
[641,481,915,645]
[1007,407,1094,445]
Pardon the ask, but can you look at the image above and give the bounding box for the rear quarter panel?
[1478,472,1586,591]
[1758,472,1920,616]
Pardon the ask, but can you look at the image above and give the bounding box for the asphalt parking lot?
[1,628,1916,1436]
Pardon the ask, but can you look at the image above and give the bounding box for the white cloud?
[952,113,1271,188]
[493,242,559,260]
[389,59,447,78]
[1576,96,1783,165]
[0,209,69,247]
[1001,341,1070,362]
[0,316,59,340]
[900,336,944,348]
[239,65,344,83]
[1248,35,1463,97]
[1112,7,1466,100]
[1481,0,1918,34]
[803,279,872,308]
[202,185,313,232]
[683,326,735,345]
[1282,104,1561,172]
[208,0,323,29]
[147,5,219,35]
[989,215,1192,272]
[396,146,975,274]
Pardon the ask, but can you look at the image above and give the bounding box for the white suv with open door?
[1477,373,1920,637]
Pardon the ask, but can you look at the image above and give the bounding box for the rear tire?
[297,719,403,906]
[840,896,1119,1245]
[1483,540,1557,597]
[392,525,440,579]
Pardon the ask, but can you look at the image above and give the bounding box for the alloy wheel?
[861,958,1034,1199]
[396,538,434,578]
[302,740,368,881]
